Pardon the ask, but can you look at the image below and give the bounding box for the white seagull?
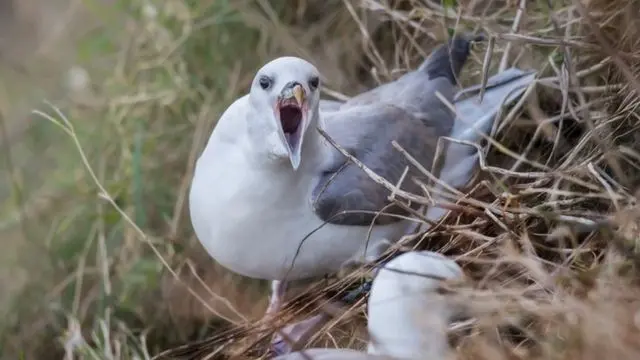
[189,35,535,352]
[272,250,464,360]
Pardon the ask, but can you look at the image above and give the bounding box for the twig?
[499,0,527,71]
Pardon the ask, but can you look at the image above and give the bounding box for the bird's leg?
[264,280,287,318]
[267,239,394,356]
[271,313,331,356]
[265,279,331,355]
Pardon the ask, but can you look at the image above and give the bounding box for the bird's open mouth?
[276,81,307,169]
[278,98,304,152]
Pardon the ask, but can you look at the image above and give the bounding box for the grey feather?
[418,68,537,232]
[311,40,537,226]
[311,36,479,226]
[320,99,344,112]
[443,68,537,188]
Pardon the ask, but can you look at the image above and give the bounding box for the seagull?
[272,251,464,360]
[190,34,474,279]
[189,34,535,353]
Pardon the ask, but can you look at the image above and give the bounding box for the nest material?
[158,0,640,359]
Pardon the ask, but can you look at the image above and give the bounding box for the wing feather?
[310,35,535,227]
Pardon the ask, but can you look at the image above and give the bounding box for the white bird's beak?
[276,82,308,170]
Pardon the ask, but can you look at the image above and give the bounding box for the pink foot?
[264,280,287,317]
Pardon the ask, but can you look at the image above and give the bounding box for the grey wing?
[418,68,537,232]
[311,89,456,226]
[441,68,537,188]
[309,36,477,226]
[320,99,344,112]
[310,68,537,227]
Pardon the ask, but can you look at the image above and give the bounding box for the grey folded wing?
[416,68,537,233]
[310,68,537,227]
[441,68,537,188]
[309,35,480,227]
[310,76,457,226]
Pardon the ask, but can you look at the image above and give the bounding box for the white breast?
[189,121,407,281]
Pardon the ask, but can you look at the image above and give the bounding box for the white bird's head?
[367,251,463,359]
[248,56,322,170]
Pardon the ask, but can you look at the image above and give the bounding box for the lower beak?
[287,130,305,171]
[290,85,306,170]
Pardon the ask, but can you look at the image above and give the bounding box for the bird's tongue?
[280,105,303,153]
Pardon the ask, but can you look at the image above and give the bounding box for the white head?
[247,56,322,170]
[367,251,463,359]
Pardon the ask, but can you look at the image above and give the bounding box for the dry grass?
[3,0,640,359]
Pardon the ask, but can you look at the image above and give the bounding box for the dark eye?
[258,76,272,90]
[308,76,319,90]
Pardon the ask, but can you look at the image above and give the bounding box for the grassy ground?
[2,0,640,359]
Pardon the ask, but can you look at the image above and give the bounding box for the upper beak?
[292,84,305,106]
[280,82,306,105]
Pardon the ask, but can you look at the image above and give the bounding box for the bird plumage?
[188,35,535,282]
[272,251,464,360]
